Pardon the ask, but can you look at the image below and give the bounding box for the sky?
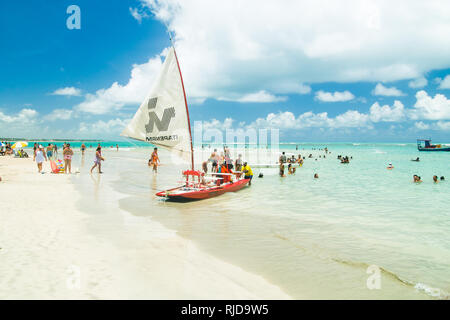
[1,0,450,142]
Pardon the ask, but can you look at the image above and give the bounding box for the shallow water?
[69,143,449,299]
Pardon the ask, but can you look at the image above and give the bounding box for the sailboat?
[121,46,250,201]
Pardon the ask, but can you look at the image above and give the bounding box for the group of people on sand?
[27,142,105,174]
[0,142,14,156]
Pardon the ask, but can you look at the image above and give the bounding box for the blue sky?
[1,0,450,142]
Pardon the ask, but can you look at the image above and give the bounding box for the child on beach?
[91,146,105,174]
[33,145,47,173]
[63,144,74,174]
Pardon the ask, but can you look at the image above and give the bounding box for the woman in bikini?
[63,144,74,174]
[149,148,160,173]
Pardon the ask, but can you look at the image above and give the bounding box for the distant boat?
[417,139,450,152]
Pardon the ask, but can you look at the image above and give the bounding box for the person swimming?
[411,157,420,162]
[433,175,438,183]
[314,173,319,179]
[440,176,445,181]
[387,163,394,169]
[413,175,422,183]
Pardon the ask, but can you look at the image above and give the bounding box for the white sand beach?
[0,156,291,299]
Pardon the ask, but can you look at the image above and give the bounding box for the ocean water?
[67,142,450,299]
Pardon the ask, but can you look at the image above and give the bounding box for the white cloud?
[201,118,234,131]
[250,109,369,130]
[0,108,38,123]
[315,90,355,102]
[77,0,450,111]
[372,83,405,96]
[414,121,429,130]
[79,118,131,136]
[44,109,73,121]
[137,0,450,101]
[51,87,82,97]
[436,121,450,130]
[438,75,450,89]
[129,7,148,24]
[75,53,164,114]
[409,90,450,120]
[218,90,287,103]
[408,77,428,88]
[369,100,405,122]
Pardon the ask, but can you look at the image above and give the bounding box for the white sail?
[121,47,193,163]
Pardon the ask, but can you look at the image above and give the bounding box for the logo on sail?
[145,97,176,133]
[145,97,178,142]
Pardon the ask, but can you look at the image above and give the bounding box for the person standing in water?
[81,143,86,156]
[241,162,253,186]
[63,144,74,174]
[33,145,47,173]
[116,144,119,151]
[91,146,104,174]
[149,148,160,173]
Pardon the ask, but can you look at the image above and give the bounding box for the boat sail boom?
[121,47,194,169]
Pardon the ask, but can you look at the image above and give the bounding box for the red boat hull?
[156,179,250,201]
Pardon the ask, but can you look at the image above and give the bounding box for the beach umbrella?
[11,141,28,149]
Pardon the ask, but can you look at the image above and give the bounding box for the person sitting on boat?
[221,164,233,184]
[235,154,243,172]
[241,162,253,186]
[202,161,208,174]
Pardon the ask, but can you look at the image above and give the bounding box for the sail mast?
[164,24,194,170]
[172,47,194,171]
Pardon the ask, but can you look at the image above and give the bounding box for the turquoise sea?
[17,140,450,299]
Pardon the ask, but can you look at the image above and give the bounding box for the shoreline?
[0,156,291,299]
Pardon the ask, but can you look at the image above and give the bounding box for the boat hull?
[156,179,250,201]
[418,147,450,152]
